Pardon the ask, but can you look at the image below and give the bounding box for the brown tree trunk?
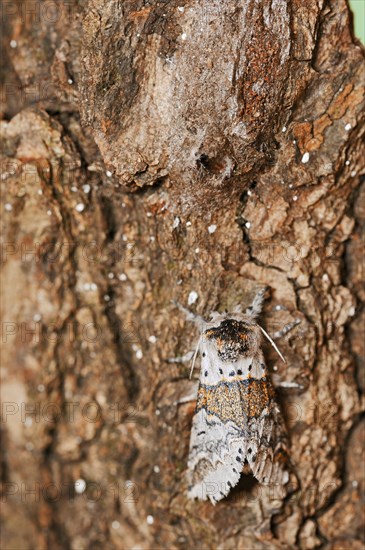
[1,1,364,548]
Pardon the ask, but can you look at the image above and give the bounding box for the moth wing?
[187,343,290,503]
[187,342,252,504]
[240,353,290,486]
[245,399,290,485]
[187,408,246,504]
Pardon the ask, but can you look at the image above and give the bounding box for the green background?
[349,0,365,44]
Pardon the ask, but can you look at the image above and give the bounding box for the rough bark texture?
[1,1,364,549]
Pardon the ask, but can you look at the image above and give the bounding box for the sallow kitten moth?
[176,290,293,504]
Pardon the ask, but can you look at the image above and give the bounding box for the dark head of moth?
[204,319,256,361]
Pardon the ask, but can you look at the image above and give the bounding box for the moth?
[176,290,294,504]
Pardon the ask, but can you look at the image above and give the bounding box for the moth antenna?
[259,326,286,364]
[189,335,202,379]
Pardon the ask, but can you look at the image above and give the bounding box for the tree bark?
[1,1,364,548]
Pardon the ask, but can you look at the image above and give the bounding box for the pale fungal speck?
[112,521,120,530]
[177,279,183,285]
[247,190,252,196]
[293,195,298,201]
[106,170,113,177]
[155,409,161,416]
[47,210,52,216]
[146,212,152,217]
[150,236,155,242]
[33,313,42,322]
[288,184,293,188]
[68,78,73,84]
[148,335,157,344]
[351,170,356,177]
[245,221,251,229]
[71,186,77,192]
[345,160,350,165]
[181,32,187,40]
[195,247,200,254]
[38,189,43,195]
[348,306,355,316]
[188,291,198,305]
[108,272,114,279]
[82,184,91,193]
[208,224,217,234]
[147,515,154,525]
[282,126,287,132]
[153,465,160,473]
[186,221,192,227]
[37,384,45,392]
[352,480,358,488]
[83,283,91,291]
[104,294,110,301]
[301,152,310,164]
[75,479,86,494]
[90,283,97,291]
[75,203,85,212]
[10,40,17,48]
[173,216,180,229]
[273,365,278,371]
[136,349,143,359]
[178,6,185,12]
[345,123,351,131]
[4,203,12,211]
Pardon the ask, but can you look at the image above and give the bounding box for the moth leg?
[168,350,195,364]
[173,384,198,405]
[271,319,303,389]
[172,300,206,330]
[270,319,301,340]
[273,377,304,389]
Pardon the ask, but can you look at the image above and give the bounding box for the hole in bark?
[196,154,210,169]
